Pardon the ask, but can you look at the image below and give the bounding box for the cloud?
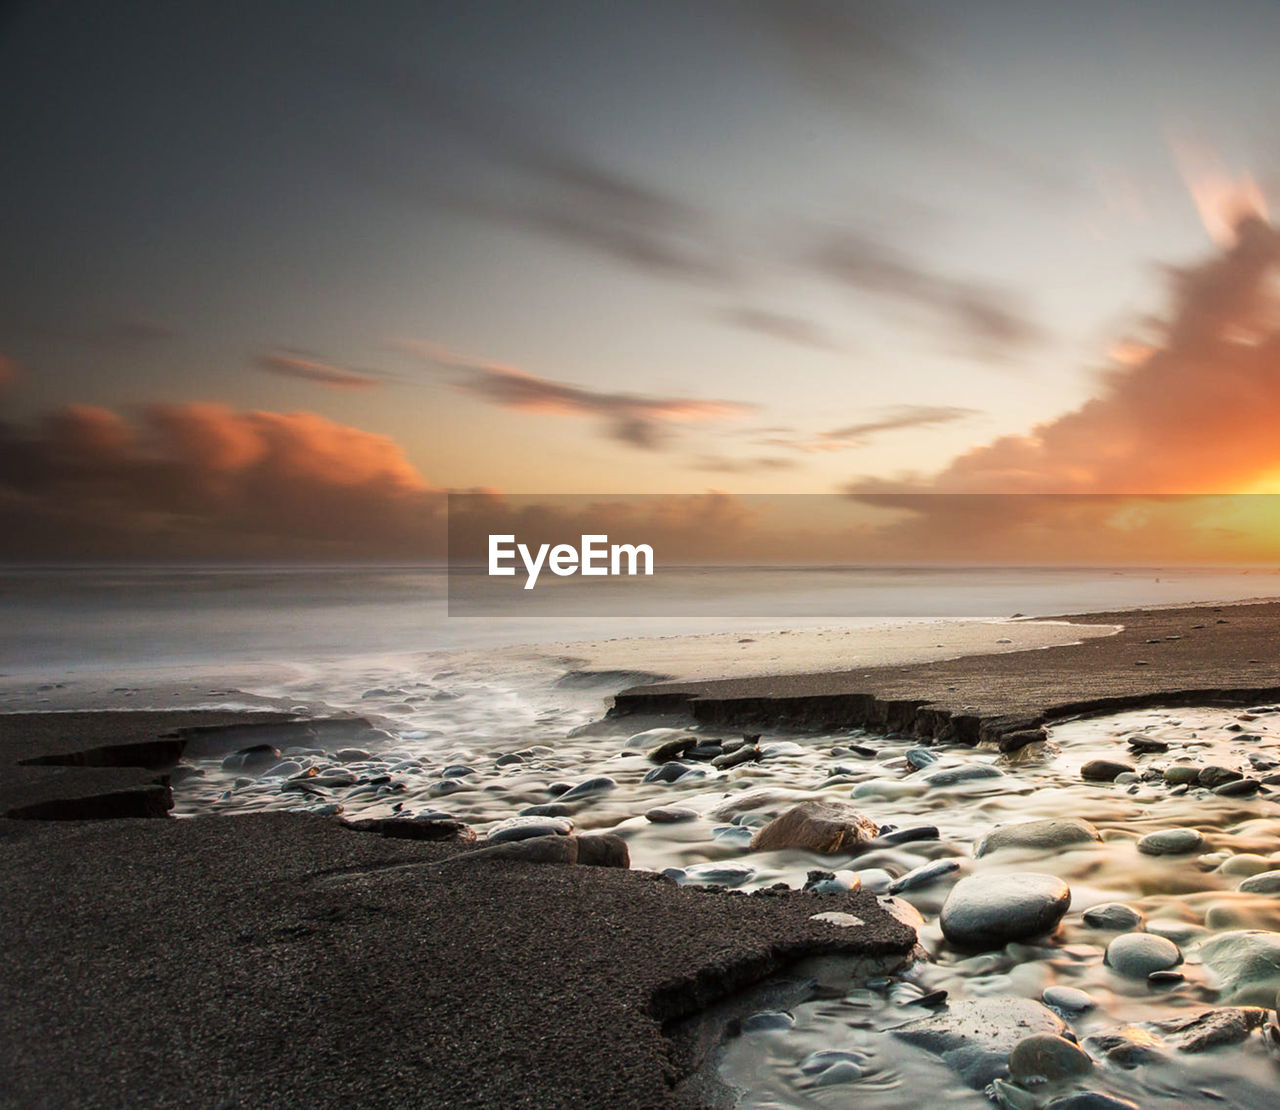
[718,306,840,351]
[810,229,1042,356]
[688,454,799,473]
[405,344,752,450]
[0,402,443,558]
[756,405,976,453]
[257,350,385,390]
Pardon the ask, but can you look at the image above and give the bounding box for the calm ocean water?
[1,564,1278,673]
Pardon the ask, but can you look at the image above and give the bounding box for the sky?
[2,0,1280,559]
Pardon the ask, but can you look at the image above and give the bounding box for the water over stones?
[485,815,574,843]
[940,872,1071,949]
[922,764,1004,787]
[1136,827,1205,856]
[558,776,616,801]
[748,800,879,854]
[1151,1006,1269,1052]
[976,817,1101,858]
[892,997,1068,1088]
[1199,930,1280,1005]
[888,858,961,894]
[1007,1032,1093,1083]
[1104,932,1182,978]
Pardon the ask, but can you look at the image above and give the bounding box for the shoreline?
[6,596,1280,1108]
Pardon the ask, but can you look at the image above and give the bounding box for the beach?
[5,595,1280,1108]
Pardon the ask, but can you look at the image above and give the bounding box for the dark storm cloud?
[809,230,1043,356]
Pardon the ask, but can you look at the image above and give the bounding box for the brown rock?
[1153,1006,1268,1052]
[648,736,697,763]
[455,833,630,868]
[342,817,476,842]
[749,801,879,854]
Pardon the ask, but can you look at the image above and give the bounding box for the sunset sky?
[2,1,1279,558]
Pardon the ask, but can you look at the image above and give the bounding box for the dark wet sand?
[614,600,1280,742]
[0,712,912,1110]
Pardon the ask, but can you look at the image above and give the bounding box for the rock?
[519,803,571,818]
[683,862,755,888]
[748,800,879,854]
[494,753,525,767]
[1163,764,1201,785]
[558,776,616,801]
[486,815,574,843]
[803,869,859,893]
[905,747,939,768]
[341,817,474,842]
[1042,985,1094,1013]
[334,748,371,762]
[1215,777,1260,797]
[643,761,693,784]
[1008,1033,1093,1082]
[1081,759,1134,782]
[923,764,1004,787]
[1081,902,1144,930]
[685,743,722,761]
[888,859,961,894]
[712,745,761,770]
[1221,853,1273,877]
[454,833,628,868]
[1105,932,1182,977]
[1239,870,1280,893]
[940,873,1071,949]
[1152,1006,1269,1052]
[1199,765,1243,788]
[427,780,470,798]
[739,1010,793,1033]
[855,868,895,894]
[1084,1027,1169,1068]
[998,728,1048,753]
[798,1049,868,1076]
[644,805,698,824]
[976,818,1101,858]
[1045,1096,1138,1110]
[875,824,940,845]
[440,764,476,778]
[648,736,696,763]
[1127,735,1169,753]
[892,997,1067,1088]
[1199,930,1280,1005]
[811,1060,862,1086]
[222,744,281,772]
[1137,827,1205,856]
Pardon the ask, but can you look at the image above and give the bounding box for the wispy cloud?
[256,350,386,390]
[402,342,752,450]
[756,405,976,454]
[718,306,840,351]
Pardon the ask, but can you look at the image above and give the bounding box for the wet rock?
[875,824,940,846]
[1084,1026,1169,1067]
[1162,764,1201,786]
[643,761,693,784]
[1080,759,1134,782]
[685,742,722,761]
[1198,765,1243,788]
[1081,902,1144,931]
[711,744,761,770]
[923,764,1004,787]
[1042,985,1094,1013]
[976,818,1101,858]
[1045,1095,1138,1110]
[888,859,961,894]
[1105,932,1181,977]
[1008,1033,1092,1082]
[648,736,696,763]
[940,873,1071,949]
[802,869,859,894]
[1199,930,1280,1005]
[342,817,474,842]
[799,1049,868,1076]
[222,744,281,772]
[749,800,879,854]
[809,1060,863,1086]
[740,1010,793,1033]
[558,776,616,801]
[997,728,1049,753]
[427,780,470,798]
[1127,735,1169,753]
[1153,1006,1268,1051]
[1215,777,1260,797]
[1136,827,1205,856]
[334,748,371,762]
[518,803,571,818]
[683,861,755,888]
[494,753,525,767]
[1238,869,1280,893]
[1220,853,1273,877]
[892,997,1067,1088]
[855,868,896,894]
[486,815,573,843]
[905,747,939,769]
[644,805,698,824]
[440,764,476,778]
[455,833,628,868]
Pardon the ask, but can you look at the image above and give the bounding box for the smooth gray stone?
[643,762,690,784]
[740,1010,793,1033]
[644,805,698,824]
[924,764,1004,787]
[888,859,961,894]
[1137,827,1204,856]
[1080,759,1134,782]
[1105,932,1182,977]
[559,776,616,800]
[940,872,1071,949]
[1238,869,1280,894]
[1042,985,1094,1012]
[1081,902,1144,930]
[486,815,574,843]
[976,818,1100,858]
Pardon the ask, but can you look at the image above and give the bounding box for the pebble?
[1163,764,1201,785]
[923,764,1004,787]
[1080,759,1135,782]
[740,1010,793,1033]
[1127,735,1170,753]
[940,872,1071,949]
[875,824,940,845]
[644,805,698,824]
[1238,869,1280,893]
[1104,932,1182,977]
[683,862,756,888]
[798,1049,868,1075]
[1081,902,1144,930]
[518,803,570,818]
[1008,1033,1093,1082]
[976,817,1101,857]
[810,1060,862,1086]
[558,776,616,800]
[1215,777,1260,796]
[485,815,574,843]
[888,859,961,894]
[1198,765,1243,788]
[1137,827,1205,855]
[1200,930,1280,1005]
[905,747,938,769]
[643,762,692,784]
[1042,985,1095,1012]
